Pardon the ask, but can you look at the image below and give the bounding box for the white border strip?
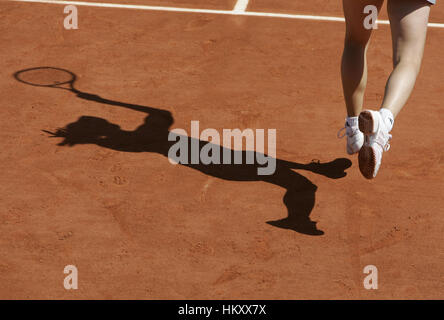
[9,0,444,28]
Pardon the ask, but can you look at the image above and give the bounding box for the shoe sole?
[358,146,376,179]
[358,110,378,134]
[358,110,379,179]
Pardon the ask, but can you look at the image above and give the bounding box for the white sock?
[379,108,394,132]
[346,116,359,128]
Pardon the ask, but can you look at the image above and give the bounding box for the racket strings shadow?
[15,67,352,236]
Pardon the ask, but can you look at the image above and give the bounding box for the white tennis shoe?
[338,120,364,155]
[358,110,392,179]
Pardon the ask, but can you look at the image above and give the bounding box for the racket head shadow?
[14,66,77,89]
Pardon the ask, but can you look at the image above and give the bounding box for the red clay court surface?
[1,0,443,299]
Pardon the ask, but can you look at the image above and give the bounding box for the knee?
[393,56,423,74]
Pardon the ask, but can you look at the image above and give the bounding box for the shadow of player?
[43,90,351,236]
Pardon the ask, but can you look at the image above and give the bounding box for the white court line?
[233,0,249,13]
[9,0,444,28]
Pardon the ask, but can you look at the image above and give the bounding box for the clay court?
[1,0,443,299]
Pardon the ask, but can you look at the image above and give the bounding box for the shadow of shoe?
[266,219,325,236]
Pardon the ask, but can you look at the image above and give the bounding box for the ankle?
[346,116,359,128]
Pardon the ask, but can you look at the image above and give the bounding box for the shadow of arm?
[76,91,173,121]
[280,158,352,179]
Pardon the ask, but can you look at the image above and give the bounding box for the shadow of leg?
[266,180,323,236]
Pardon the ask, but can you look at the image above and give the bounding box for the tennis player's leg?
[381,0,431,118]
[358,0,431,179]
[340,0,383,155]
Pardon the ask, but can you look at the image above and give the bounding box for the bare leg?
[381,0,431,118]
[341,0,384,117]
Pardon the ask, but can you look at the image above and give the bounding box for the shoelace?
[368,130,392,152]
[337,124,360,139]
[380,133,392,152]
[337,126,347,139]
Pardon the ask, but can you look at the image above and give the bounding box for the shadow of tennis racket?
[14,66,80,92]
[14,66,161,114]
